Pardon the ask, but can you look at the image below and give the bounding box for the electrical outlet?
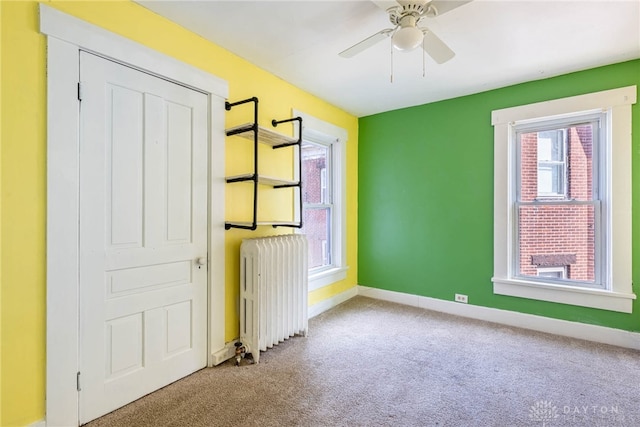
[455,293,468,304]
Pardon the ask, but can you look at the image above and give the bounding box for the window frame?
[293,110,348,291]
[491,86,636,313]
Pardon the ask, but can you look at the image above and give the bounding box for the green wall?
[358,59,640,331]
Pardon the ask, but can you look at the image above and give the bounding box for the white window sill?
[492,277,636,313]
[309,266,348,291]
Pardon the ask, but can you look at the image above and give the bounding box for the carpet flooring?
[86,296,640,426]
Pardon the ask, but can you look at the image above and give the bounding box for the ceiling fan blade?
[427,0,473,17]
[339,29,393,58]
[421,28,455,64]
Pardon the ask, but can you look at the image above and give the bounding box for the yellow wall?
[1,2,48,425]
[0,2,3,424]
[0,1,358,425]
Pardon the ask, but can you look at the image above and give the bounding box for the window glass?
[300,142,332,270]
[302,207,331,269]
[536,129,567,198]
[516,122,598,286]
[517,204,596,283]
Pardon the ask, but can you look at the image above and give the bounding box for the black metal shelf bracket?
[224,97,259,231]
[271,117,303,229]
[271,117,303,149]
[225,174,256,184]
[225,97,258,111]
[225,124,255,137]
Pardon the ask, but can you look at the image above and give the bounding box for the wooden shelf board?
[225,123,298,146]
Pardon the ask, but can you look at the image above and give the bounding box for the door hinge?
[77,82,83,101]
[77,371,81,392]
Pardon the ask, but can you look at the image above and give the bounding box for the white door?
[78,52,209,423]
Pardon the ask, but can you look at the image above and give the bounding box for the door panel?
[107,85,144,249]
[165,101,194,243]
[106,314,144,380]
[79,52,209,424]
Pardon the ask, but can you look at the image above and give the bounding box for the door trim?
[41,5,228,426]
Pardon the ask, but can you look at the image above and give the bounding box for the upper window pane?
[537,129,566,198]
[301,143,329,204]
[519,123,595,202]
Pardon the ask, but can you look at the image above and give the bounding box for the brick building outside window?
[517,122,596,284]
[300,142,331,270]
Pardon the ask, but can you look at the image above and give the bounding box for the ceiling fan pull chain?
[390,37,394,83]
[423,38,426,78]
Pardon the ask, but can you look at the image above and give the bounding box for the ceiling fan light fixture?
[392,26,424,51]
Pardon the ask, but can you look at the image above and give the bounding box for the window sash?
[303,205,332,271]
[513,115,604,289]
[514,199,603,289]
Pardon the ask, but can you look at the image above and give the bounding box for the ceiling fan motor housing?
[389,0,433,26]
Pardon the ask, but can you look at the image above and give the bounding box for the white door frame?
[41,5,227,426]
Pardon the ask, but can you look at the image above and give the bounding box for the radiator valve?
[234,341,246,366]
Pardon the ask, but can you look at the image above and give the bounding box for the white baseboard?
[308,286,358,318]
[29,419,45,427]
[358,285,640,351]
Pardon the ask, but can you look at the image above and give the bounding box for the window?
[301,141,332,270]
[294,110,348,291]
[516,117,600,287]
[492,86,636,313]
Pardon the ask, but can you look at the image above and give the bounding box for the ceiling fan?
[339,0,472,64]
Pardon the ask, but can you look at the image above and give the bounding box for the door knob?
[196,257,207,266]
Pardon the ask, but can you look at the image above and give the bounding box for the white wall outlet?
[455,293,468,304]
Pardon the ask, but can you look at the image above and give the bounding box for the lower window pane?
[302,207,331,269]
[518,204,595,283]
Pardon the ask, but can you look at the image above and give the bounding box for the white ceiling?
[136,0,640,117]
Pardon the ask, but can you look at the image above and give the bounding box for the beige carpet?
[87,296,640,426]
